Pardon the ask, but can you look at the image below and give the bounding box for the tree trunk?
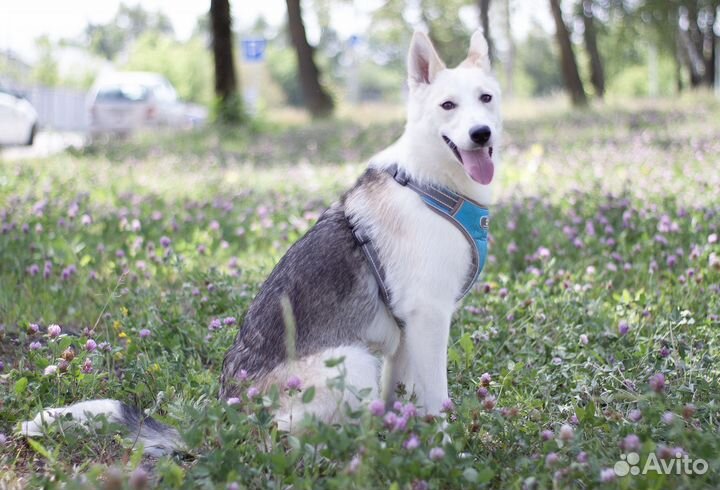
[706,30,716,87]
[286,0,334,118]
[703,5,716,87]
[675,32,684,93]
[679,25,705,87]
[210,0,243,123]
[503,0,515,96]
[478,0,495,64]
[685,3,705,87]
[581,0,605,98]
[549,0,587,106]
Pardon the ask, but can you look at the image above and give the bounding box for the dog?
[21,29,501,456]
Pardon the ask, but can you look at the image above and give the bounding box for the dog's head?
[406,30,501,186]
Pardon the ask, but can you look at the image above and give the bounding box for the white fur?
[362,291,402,356]
[20,399,124,438]
[270,346,380,432]
[393,30,502,205]
[346,29,502,414]
[20,399,183,456]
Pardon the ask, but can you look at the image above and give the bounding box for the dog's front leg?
[382,307,452,415]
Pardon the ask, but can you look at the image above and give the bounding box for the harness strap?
[348,165,489,321]
[350,225,392,306]
[388,165,460,213]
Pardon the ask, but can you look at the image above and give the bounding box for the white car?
[0,89,38,146]
[87,72,190,137]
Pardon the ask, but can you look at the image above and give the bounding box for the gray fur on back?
[220,169,386,399]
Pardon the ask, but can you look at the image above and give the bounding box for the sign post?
[241,38,267,114]
[347,35,361,104]
[715,34,719,98]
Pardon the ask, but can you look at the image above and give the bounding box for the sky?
[0,0,553,63]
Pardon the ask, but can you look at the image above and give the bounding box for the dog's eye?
[480,94,492,103]
[440,101,456,110]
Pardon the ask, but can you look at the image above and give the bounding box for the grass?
[1,96,719,489]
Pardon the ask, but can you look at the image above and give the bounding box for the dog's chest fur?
[345,168,473,318]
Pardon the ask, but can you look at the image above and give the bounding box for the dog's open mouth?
[442,135,494,185]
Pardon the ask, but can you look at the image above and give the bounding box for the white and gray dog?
[22,29,502,456]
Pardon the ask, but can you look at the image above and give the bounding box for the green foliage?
[31,36,59,87]
[368,0,471,68]
[212,93,247,125]
[1,98,719,488]
[598,18,646,84]
[266,46,303,107]
[124,32,213,105]
[417,0,472,67]
[367,0,412,72]
[515,27,565,97]
[60,69,100,91]
[85,3,174,60]
[608,59,676,97]
[0,54,32,86]
[264,42,340,110]
[356,61,405,102]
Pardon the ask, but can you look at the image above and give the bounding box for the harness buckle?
[391,166,410,186]
[351,227,369,246]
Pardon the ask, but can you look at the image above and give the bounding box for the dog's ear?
[407,31,446,87]
[462,29,492,71]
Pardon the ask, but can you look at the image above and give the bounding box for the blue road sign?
[242,39,267,62]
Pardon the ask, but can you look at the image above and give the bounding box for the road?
[0,131,86,161]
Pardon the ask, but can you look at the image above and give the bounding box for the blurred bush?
[513,29,565,98]
[124,32,213,105]
[266,46,303,107]
[608,58,677,97]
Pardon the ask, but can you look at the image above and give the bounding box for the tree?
[502,0,516,96]
[686,1,717,88]
[286,0,334,118]
[124,33,213,105]
[210,0,244,123]
[85,23,126,60]
[702,3,717,87]
[581,0,605,98]
[84,4,174,60]
[622,1,718,92]
[416,0,472,66]
[478,0,495,64]
[549,0,588,106]
[31,36,59,86]
[517,25,565,96]
[367,0,473,70]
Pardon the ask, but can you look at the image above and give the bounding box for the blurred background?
[0,0,718,154]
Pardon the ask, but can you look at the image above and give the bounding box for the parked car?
[87,72,196,137]
[0,88,38,146]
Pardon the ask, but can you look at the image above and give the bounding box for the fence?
[13,85,89,131]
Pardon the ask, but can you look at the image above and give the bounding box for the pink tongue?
[458,148,494,185]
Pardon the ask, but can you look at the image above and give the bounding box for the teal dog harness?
[349,164,490,314]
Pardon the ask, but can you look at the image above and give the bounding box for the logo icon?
[614,453,641,476]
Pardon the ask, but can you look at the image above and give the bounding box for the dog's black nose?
[469,125,492,145]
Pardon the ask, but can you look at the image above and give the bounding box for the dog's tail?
[20,399,183,456]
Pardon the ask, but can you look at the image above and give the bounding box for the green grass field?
[1,96,719,489]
